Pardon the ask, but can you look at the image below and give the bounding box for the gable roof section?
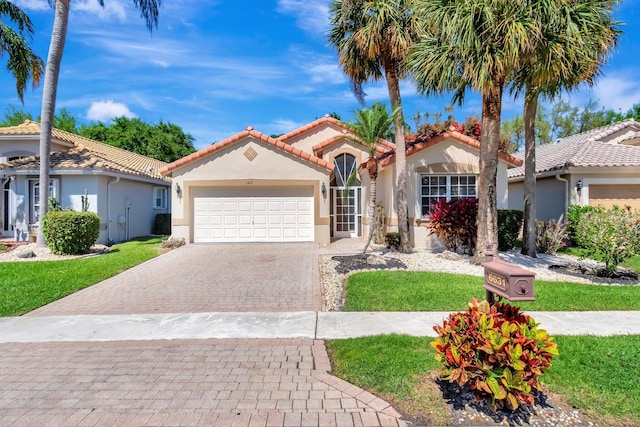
[0,121,169,181]
[160,126,334,176]
[508,119,640,179]
[379,131,523,168]
[277,115,344,143]
[312,134,392,158]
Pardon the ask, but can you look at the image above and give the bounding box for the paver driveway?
[28,243,322,316]
[4,239,406,426]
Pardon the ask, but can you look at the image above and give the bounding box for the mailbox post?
[483,243,535,304]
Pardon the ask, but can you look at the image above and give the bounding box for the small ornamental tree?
[427,198,478,254]
[432,299,558,412]
[574,205,640,276]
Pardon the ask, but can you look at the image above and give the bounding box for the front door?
[2,180,9,237]
[332,187,362,238]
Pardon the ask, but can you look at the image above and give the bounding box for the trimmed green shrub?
[497,209,523,251]
[153,213,171,235]
[566,205,595,247]
[535,217,568,255]
[385,232,400,250]
[432,299,558,412]
[427,198,478,254]
[42,211,100,255]
[574,205,640,276]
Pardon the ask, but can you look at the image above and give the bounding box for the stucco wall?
[0,139,70,160]
[374,138,512,249]
[286,124,346,154]
[169,136,331,244]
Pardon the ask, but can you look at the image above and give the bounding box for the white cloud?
[74,0,126,23]
[590,73,640,112]
[86,100,137,121]
[13,0,49,11]
[276,0,329,35]
[266,119,304,135]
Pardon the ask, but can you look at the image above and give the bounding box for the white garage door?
[193,188,314,243]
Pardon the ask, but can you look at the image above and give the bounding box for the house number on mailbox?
[487,272,507,290]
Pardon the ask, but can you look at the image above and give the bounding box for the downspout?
[1,177,8,234]
[555,174,569,218]
[107,176,120,243]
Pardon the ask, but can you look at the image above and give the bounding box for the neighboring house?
[161,116,521,248]
[508,119,640,222]
[0,121,171,244]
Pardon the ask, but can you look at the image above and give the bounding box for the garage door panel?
[193,191,314,243]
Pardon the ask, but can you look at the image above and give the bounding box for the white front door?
[332,187,362,238]
[193,188,314,243]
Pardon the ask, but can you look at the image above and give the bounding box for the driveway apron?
[27,243,322,316]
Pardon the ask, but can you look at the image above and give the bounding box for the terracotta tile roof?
[378,131,523,168]
[160,126,334,176]
[277,115,343,143]
[0,121,169,181]
[312,135,392,157]
[508,119,640,179]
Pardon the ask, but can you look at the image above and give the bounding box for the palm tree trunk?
[37,0,69,247]
[363,159,377,253]
[475,83,503,261]
[385,67,411,253]
[521,89,538,258]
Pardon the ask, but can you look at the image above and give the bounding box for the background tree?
[0,105,33,126]
[328,0,421,253]
[79,117,195,163]
[37,0,162,246]
[345,103,395,253]
[409,0,535,260]
[0,0,44,102]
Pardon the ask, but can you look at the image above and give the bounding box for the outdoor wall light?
[175,182,182,197]
[576,179,583,194]
[321,182,327,197]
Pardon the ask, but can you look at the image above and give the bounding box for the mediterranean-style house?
[508,119,640,221]
[160,116,522,248]
[0,121,171,244]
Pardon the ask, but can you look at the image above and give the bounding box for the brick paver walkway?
[28,243,322,316]
[0,339,404,427]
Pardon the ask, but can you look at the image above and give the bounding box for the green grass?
[328,334,640,426]
[544,335,640,426]
[344,271,640,311]
[0,237,164,316]
[327,335,449,425]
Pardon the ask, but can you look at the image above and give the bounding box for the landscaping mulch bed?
[548,262,640,285]
[331,253,407,274]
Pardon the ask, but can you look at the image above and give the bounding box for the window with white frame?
[154,186,168,209]
[420,175,477,216]
[29,179,58,223]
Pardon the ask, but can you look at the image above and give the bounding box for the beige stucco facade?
[163,118,519,248]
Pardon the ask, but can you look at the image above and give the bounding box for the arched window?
[331,153,360,187]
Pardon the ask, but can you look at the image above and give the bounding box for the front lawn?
[0,237,165,316]
[344,271,640,311]
[327,334,640,426]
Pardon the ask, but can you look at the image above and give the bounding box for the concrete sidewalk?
[2,310,639,343]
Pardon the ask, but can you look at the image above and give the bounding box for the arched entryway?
[331,153,362,238]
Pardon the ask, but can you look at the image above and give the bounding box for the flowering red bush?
[427,197,477,254]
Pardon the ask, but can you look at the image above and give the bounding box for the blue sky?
[2,0,640,150]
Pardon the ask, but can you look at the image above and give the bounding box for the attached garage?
[589,184,640,210]
[192,187,314,243]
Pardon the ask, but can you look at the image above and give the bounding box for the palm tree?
[0,0,44,101]
[512,0,620,257]
[345,103,396,253]
[327,0,421,253]
[37,0,162,245]
[408,0,537,260]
